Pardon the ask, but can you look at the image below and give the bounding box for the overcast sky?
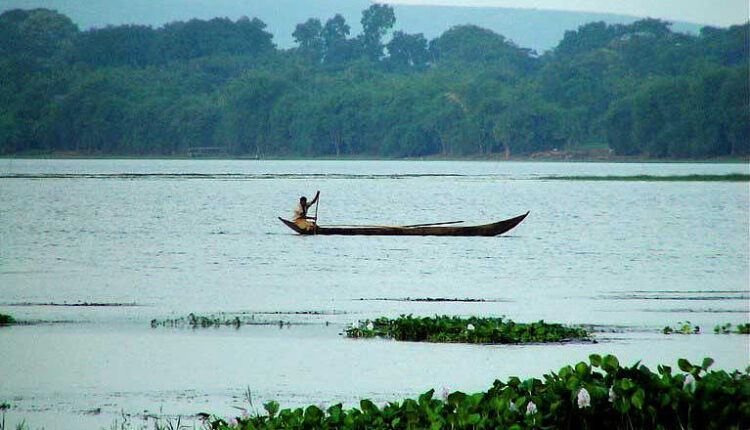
[387,0,749,27]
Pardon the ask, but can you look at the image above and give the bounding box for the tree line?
[0,6,747,158]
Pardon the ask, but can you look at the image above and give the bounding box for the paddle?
[313,191,320,234]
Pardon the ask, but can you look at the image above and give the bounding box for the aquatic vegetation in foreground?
[345,315,590,344]
[0,313,15,325]
[208,355,750,430]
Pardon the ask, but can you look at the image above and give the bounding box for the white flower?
[683,374,696,390]
[526,401,537,415]
[441,386,450,400]
[366,321,374,331]
[467,323,475,331]
[608,386,617,403]
[577,388,591,408]
[227,417,238,427]
[509,401,518,412]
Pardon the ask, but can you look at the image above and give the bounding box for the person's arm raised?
[308,190,320,206]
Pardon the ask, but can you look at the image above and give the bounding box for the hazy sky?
[387,0,749,27]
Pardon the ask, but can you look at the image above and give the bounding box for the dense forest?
[1,6,748,158]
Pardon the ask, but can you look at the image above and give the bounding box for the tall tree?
[360,4,395,61]
[386,31,428,70]
[321,14,356,63]
[292,18,324,62]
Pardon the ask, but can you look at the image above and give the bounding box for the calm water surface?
[1,159,748,429]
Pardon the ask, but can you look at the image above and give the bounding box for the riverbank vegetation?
[1,7,747,159]
[345,315,590,344]
[207,355,750,429]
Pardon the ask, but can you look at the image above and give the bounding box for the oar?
[313,193,320,235]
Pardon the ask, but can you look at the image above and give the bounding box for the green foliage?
[207,355,750,430]
[662,321,700,335]
[714,323,750,334]
[0,6,747,158]
[0,313,15,325]
[345,315,589,344]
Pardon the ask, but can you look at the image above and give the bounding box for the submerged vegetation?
[151,313,296,328]
[345,315,590,344]
[207,355,750,430]
[0,313,15,325]
[0,6,747,158]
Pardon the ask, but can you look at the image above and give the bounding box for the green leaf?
[618,378,635,391]
[589,354,602,367]
[303,405,324,424]
[419,389,434,406]
[263,400,279,418]
[360,399,378,415]
[677,358,694,373]
[701,357,715,370]
[631,388,645,410]
[575,362,590,377]
[603,355,620,373]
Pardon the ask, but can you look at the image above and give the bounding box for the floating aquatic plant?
[207,355,750,430]
[0,313,15,326]
[714,323,750,334]
[662,321,700,335]
[345,315,590,344]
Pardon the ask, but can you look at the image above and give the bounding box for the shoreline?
[1,153,748,164]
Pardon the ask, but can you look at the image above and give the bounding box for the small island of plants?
[345,315,590,344]
[207,355,750,430]
[662,321,750,335]
[0,313,15,325]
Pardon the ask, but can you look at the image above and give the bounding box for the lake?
[1,159,748,429]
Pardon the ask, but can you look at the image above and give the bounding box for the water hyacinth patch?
[345,315,590,344]
[662,321,700,335]
[714,323,750,334]
[0,313,16,325]
[207,355,750,430]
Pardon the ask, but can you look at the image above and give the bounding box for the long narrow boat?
[279,211,529,236]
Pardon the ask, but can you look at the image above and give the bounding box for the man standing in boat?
[292,191,320,231]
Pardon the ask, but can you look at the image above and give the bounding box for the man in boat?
[292,190,320,231]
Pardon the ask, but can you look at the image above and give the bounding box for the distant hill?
[0,0,704,52]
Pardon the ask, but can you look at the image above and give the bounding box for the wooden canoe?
[278,212,529,236]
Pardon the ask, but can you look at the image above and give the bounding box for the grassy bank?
[346,315,590,344]
[208,355,749,430]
